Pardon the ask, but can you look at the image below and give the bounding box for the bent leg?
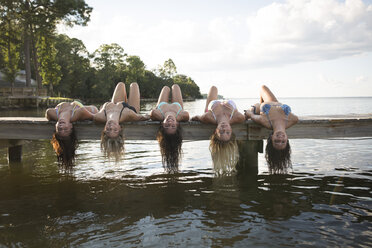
[157,86,170,106]
[111,82,128,103]
[171,84,184,108]
[260,85,278,103]
[128,83,140,113]
[205,86,218,112]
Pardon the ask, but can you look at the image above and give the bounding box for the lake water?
[0,97,371,247]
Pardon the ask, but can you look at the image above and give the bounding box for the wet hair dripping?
[51,127,78,168]
[209,131,239,175]
[156,125,183,172]
[265,133,292,174]
[100,129,125,162]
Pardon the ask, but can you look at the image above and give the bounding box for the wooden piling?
[8,145,22,163]
[236,140,263,174]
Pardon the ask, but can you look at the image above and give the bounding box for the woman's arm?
[244,109,253,120]
[177,110,189,122]
[231,111,245,124]
[191,112,216,124]
[93,111,107,123]
[245,110,270,127]
[250,114,270,129]
[125,111,150,122]
[251,103,260,114]
[45,108,57,121]
[287,113,299,128]
[150,109,164,121]
[71,107,98,122]
[87,105,99,114]
[93,103,108,123]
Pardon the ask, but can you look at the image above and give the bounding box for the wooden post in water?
[8,145,22,163]
[236,140,263,174]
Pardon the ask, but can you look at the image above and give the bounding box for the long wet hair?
[100,129,125,162]
[156,125,183,172]
[209,131,239,175]
[265,133,292,174]
[51,127,78,168]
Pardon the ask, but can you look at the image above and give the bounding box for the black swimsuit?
[104,102,137,119]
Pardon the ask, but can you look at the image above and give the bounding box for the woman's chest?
[161,104,179,113]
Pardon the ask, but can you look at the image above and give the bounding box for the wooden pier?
[1,115,372,171]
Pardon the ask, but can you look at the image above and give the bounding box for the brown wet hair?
[265,133,292,174]
[51,127,78,168]
[156,125,183,172]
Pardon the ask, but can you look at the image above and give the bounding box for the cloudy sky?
[58,0,372,98]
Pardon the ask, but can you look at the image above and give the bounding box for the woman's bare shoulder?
[150,109,163,121]
[231,111,245,124]
[45,108,57,121]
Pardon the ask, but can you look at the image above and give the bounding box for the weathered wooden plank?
[0,115,371,142]
[247,115,372,140]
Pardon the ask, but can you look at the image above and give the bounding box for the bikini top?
[260,103,291,128]
[157,102,182,118]
[55,101,84,118]
[208,100,236,121]
[104,102,137,120]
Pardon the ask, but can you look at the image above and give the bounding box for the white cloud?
[57,0,372,97]
[59,0,372,72]
[243,0,372,66]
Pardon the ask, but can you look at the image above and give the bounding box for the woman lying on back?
[150,84,190,171]
[244,85,298,173]
[94,82,149,161]
[46,101,98,167]
[192,86,245,174]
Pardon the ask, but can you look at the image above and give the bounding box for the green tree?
[54,34,91,98]
[125,55,145,84]
[157,58,177,79]
[140,70,171,98]
[173,74,202,99]
[0,0,92,90]
[37,35,61,94]
[0,0,21,88]
[93,43,127,99]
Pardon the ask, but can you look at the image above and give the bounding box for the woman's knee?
[172,84,180,91]
[162,86,171,92]
[116,82,126,88]
[261,85,269,92]
[130,82,139,89]
[209,86,218,96]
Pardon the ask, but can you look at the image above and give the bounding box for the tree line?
[0,0,202,101]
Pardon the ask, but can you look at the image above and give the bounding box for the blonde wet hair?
[209,132,239,175]
[100,129,124,162]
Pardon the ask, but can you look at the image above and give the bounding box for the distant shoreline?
[0,96,200,109]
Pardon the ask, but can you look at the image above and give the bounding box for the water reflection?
[1,159,371,247]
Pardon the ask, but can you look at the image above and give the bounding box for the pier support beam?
[236,140,263,174]
[1,140,25,163]
[8,145,22,163]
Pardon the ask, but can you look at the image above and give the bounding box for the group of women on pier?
[46,82,298,175]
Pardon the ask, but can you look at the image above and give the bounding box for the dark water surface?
[0,98,371,247]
